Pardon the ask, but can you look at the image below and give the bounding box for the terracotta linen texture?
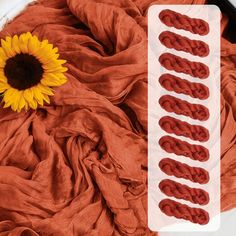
[0,0,236,235]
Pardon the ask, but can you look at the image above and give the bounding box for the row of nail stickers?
[148,5,220,231]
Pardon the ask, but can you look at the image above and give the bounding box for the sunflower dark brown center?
[4,53,44,90]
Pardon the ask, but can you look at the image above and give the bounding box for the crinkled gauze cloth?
[0,0,235,235]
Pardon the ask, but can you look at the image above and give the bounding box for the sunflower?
[0,32,67,112]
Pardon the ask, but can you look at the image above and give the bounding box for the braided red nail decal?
[159,73,209,100]
[159,199,210,225]
[159,53,209,79]
[159,136,209,161]
[159,179,209,205]
[159,31,209,57]
[159,9,209,36]
[159,95,209,121]
[159,116,209,142]
[159,158,209,184]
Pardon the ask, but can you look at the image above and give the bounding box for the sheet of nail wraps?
[148,5,220,231]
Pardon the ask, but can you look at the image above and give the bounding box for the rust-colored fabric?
[0,0,236,235]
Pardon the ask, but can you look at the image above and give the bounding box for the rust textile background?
[0,0,235,235]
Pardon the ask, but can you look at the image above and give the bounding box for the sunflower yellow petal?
[19,33,30,53]
[23,88,38,110]
[38,53,59,65]
[41,77,67,87]
[28,35,41,55]
[25,32,32,39]
[3,87,17,102]
[4,89,21,112]
[1,37,16,57]
[0,81,10,93]
[29,99,38,110]
[17,93,26,112]
[42,94,50,104]
[0,59,6,68]
[0,47,7,60]
[41,73,67,87]
[52,72,67,80]
[12,35,21,54]
[36,43,54,61]
[0,48,7,68]
[37,84,54,96]
[43,64,61,71]
[24,101,29,110]
[3,102,11,108]
[46,59,67,66]
[32,87,44,106]
[23,88,34,101]
[12,92,22,111]
[0,70,7,80]
[38,39,50,52]
[45,66,68,73]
